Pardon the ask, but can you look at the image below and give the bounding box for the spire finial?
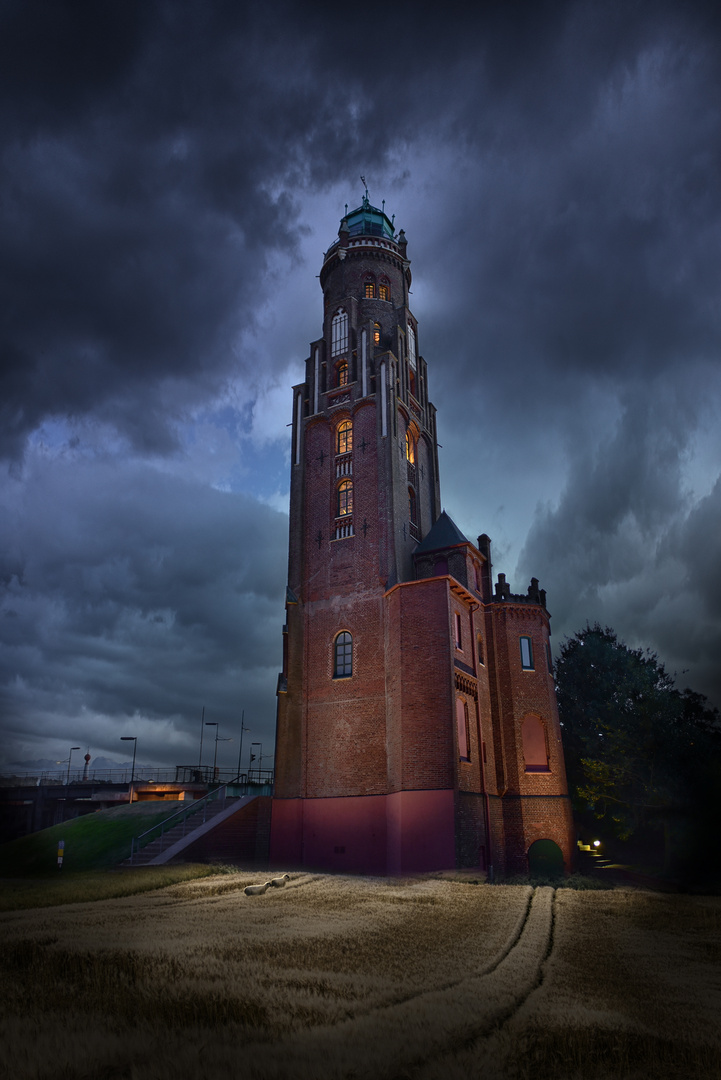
[360,175,369,207]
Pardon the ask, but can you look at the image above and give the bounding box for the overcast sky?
[2,0,721,773]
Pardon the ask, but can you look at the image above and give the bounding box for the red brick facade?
[271,196,574,877]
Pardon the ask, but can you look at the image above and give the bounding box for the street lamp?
[205,721,218,777]
[250,742,262,781]
[120,736,138,784]
[66,747,81,786]
[205,722,232,781]
[236,710,250,779]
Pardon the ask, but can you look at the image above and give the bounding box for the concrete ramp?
[144,794,271,866]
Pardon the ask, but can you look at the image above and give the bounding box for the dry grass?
[1,873,719,1079]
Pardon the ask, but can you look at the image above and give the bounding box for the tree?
[555,624,721,880]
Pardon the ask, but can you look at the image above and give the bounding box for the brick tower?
[270,193,574,877]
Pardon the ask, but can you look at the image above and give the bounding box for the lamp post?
[236,710,250,779]
[120,736,137,783]
[198,705,205,769]
[250,742,261,782]
[66,747,80,786]
[204,721,218,779]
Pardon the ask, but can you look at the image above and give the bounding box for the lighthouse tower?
[270,194,574,877]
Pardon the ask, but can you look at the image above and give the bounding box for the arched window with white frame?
[331,309,348,356]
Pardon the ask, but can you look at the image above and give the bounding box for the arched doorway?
[528,839,564,878]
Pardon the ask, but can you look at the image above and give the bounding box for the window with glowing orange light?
[337,420,352,455]
[337,480,353,516]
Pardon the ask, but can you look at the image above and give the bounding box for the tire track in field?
[405,887,559,1080]
[245,886,556,1080]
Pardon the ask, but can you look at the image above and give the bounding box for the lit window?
[407,324,417,369]
[456,698,470,761]
[337,480,353,516]
[379,283,389,301]
[331,310,348,356]
[405,429,416,464]
[454,612,462,650]
[522,714,549,771]
[373,322,381,345]
[334,632,353,678]
[337,361,348,387]
[337,420,352,455]
[520,636,534,670]
[364,279,376,299]
[409,487,417,525]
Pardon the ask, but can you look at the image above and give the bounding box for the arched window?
[337,479,353,517]
[337,361,348,387]
[337,420,352,455]
[456,698,470,761]
[373,322,381,345]
[363,275,376,299]
[405,428,416,464]
[334,632,353,678]
[331,309,348,356]
[379,276,390,302]
[522,715,549,772]
[409,487,417,525]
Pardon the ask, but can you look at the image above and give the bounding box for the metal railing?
[128,785,228,864]
[27,765,274,786]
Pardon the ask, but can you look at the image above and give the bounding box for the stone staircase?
[124,795,242,866]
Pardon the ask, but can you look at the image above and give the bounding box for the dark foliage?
[555,624,721,882]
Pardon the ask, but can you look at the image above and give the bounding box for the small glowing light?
[593,840,601,847]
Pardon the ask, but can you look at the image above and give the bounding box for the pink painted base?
[270,789,456,875]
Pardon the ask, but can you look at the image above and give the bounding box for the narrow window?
[545,642,553,674]
[373,322,381,345]
[407,323,417,368]
[364,277,376,299]
[331,310,348,357]
[522,715,549,771]
[409,487,417,525]
[337,479,353,517]
[379,283,389,301]
[477,634,484,665]
[520,636,534,670]
[405,429,416,464]
[454,612,462,650]
[456,698,470,761]
[337,361,348,387]
[337,420,352,455]
[334,632,353,678]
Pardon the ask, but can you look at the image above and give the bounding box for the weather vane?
[360,175,369,201]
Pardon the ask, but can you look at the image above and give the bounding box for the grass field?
[0,801,189,874]
[1,871,719,1079]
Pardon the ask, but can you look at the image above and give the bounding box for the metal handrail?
[128,785,227,864]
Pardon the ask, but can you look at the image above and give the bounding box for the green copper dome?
[341,193,396,240]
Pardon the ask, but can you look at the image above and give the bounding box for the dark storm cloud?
[0,449,286,762]
[5,1,721,457]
